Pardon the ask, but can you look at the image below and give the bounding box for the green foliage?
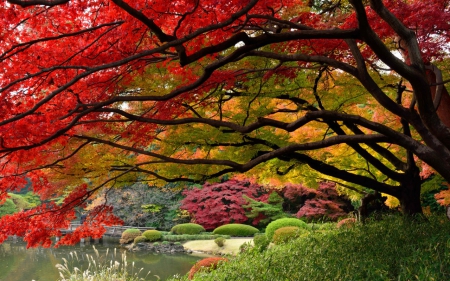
[22,192,41,208]
[0,199,17,217]
[170,215,450,281]
[265,218,307,241]
[212,224,259,237]
[243,192,287,227]
[7,193,31,210]
[171,223,205,235]
[214,237,226,247]
[120,228,142,244]
[161,241,170,245]
[142,230,162,242]
[252,234,270,252]
[272,226,307,245]
[421,175,447,213]
[133,235,147,244]
[141,204,163,213]
[318,222,337,230]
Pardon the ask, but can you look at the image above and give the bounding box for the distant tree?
[181,180,269,230]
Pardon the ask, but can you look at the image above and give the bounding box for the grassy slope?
[171,215,450,281]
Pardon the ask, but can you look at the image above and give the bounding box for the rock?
[128,242,186,253]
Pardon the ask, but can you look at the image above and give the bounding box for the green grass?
[170,215,450,281]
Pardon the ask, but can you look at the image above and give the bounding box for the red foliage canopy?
[0,0,450,246]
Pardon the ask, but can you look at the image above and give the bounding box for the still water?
[0,238,204,281]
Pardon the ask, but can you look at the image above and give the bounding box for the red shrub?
[337,218,357,229]
[181,180,268,230]
[188,257,228,280]
[283,182,353,221]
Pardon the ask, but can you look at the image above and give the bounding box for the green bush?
[265,218,307,241]
[171,223,205,235]
[142,230,162,241]
[0,199,18,217]
[252,234,270,252]
[212,224,259,237]
[318,222,337,230]
[120,228,142,244]
[272,226,306,245]
[214,237,226,247]
[133,235,148,244]
[153,242,160,246]
[161,241,170,245]
[169,215,450,281]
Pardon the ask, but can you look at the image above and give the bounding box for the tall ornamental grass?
[56,246,153,281]
[170,215,450,281]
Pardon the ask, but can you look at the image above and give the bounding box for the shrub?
[318,222,337,230]
[120,228,142,244]
[272,226,306,245]
[212,224,259,237]
[282,182,353,221]
[253,234,270,252]
[133,235,147,244]
[181,180,269,230]
[153,242,160,246]
[142,230,162,241]
[161,241,170,245]
[171,223,205,235]
[170,215,450,281]
[188,257,228,280]
[337,218,357,229]
[214,237,226,247]
[265,218,307,241]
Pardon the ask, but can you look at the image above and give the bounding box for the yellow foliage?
[384,194,400,209]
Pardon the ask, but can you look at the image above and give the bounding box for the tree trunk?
[398,172,423,216]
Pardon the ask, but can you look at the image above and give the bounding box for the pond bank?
[126,238,253,256]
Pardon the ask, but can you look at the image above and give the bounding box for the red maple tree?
[181,180,268,230]
[0,0,449,246]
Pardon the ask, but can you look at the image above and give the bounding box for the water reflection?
[0,238,203,281]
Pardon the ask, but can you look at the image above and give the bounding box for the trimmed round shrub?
[265,218,307,241]
[171,223,205,235]
[214,237,226,247]
[253,234,270,252]
[143,229,162,241]
[272,226,308,245]
[120,228,142,244]
[319,222,337,230]
[188,257,228,280]
[213,224,259,237]
[337,218,357,229]
[133,235,147,244]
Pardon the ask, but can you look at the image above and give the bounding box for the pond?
[0,237,205,281]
